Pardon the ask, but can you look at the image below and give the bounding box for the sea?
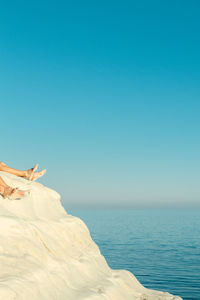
[68,208,200,300]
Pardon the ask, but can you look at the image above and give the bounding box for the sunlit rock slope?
[0,171,182,300]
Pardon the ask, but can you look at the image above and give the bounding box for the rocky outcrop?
[0,171,182,299]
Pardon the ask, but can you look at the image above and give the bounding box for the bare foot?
[31,169,46,181]
[4,187,30,200]
[26,164,39,180]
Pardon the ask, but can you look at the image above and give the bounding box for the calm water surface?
[68,209,200,300]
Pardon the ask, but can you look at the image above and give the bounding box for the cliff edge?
[0,171,182,300]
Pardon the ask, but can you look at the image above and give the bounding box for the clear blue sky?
[0,0,199,208]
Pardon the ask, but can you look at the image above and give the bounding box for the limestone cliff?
[0,172,182,300]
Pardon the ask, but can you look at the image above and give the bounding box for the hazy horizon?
[64,198,200,210]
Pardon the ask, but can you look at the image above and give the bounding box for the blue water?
[68,209,200,300]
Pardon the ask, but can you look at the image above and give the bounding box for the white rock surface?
[0,171,182,300]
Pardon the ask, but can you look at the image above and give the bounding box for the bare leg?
[0,176,29,199]
[0,162,40,180]
[0,162,27,177]
[0,175,10,193]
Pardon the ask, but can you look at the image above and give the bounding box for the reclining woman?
[0,162,46,200]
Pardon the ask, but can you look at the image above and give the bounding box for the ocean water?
[68,209,200,300]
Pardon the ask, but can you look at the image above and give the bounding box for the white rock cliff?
[0,172,182,300]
